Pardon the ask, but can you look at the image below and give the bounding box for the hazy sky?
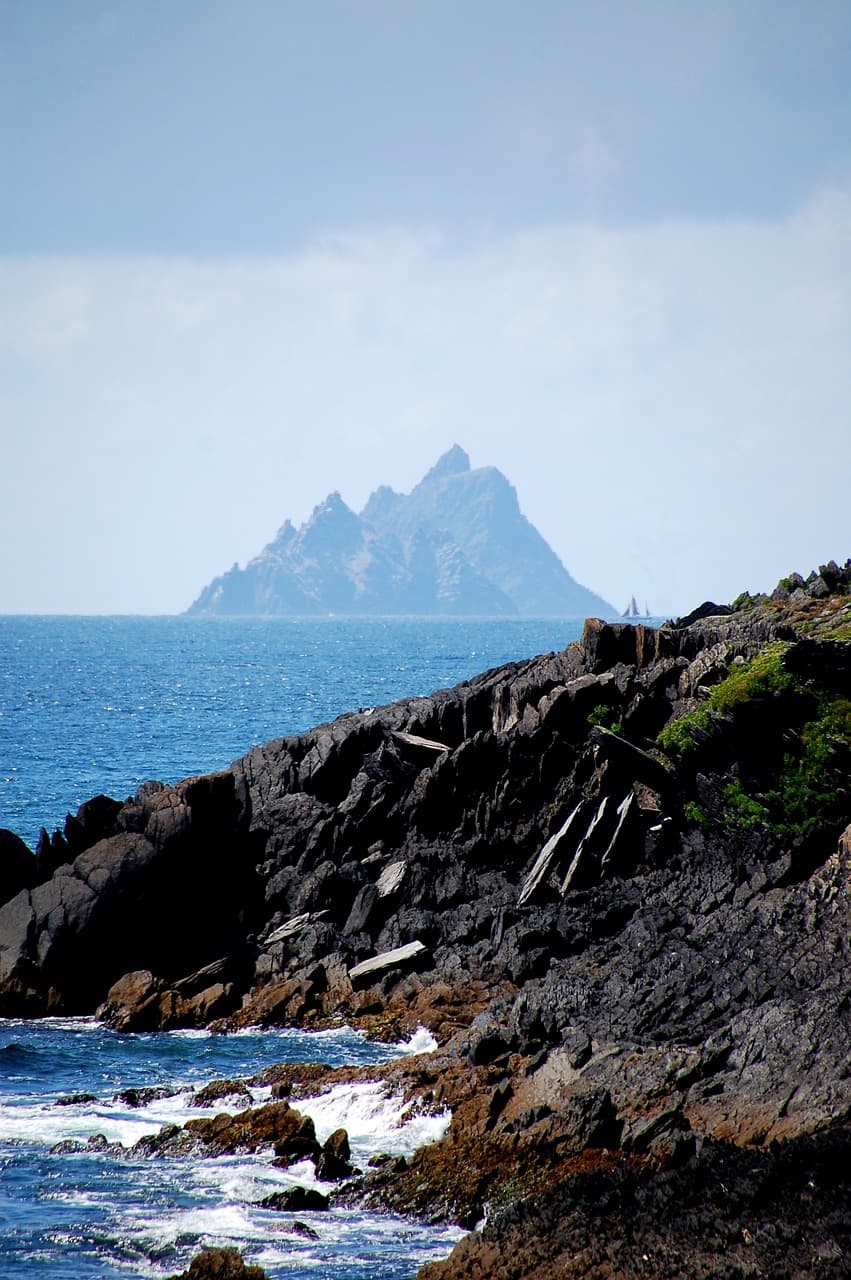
[1,1,849,615]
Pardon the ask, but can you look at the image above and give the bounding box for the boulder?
[191,1078,253,1109]
[314,1126,355,1180]
[97,969,162,1031]
[167,1248,270,1280]
[63,794,123,857]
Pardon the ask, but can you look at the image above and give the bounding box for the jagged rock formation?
[187,445,614,617]
[2,558,851,1278]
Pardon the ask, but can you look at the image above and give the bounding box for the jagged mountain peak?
[310,490,354,518]
[361,483,403,525]
[186,450,616,617]
[421,444,471,483]
[269,518,297,550]
[299,491,362,556]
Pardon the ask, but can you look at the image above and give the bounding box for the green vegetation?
[709,644,795,712]
[721,698,851,836]
[683,800,708,827]
[586,705,623,734]
[658,641,851,836]
[721,779,771,833]
[657,644,793,756]
[820,622,851,642]
[657,705,712,754]
[731,591,762,612]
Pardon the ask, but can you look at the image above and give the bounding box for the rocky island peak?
[187,448,614,618]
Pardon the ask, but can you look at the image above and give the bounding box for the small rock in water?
[191,1078,252,1108]
[167,1248,270,1279]
[288,1220,320,1240]
[50,1138,87,1154]
[115,1085,176,1107]
[314,1126,356,1179]
[259,1186,329,1212]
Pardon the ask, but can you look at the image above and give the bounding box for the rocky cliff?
[3,558,851,1278]
[187,446,615,617]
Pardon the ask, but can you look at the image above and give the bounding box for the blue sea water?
[0,614,592,1279]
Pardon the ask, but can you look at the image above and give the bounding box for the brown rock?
[191,1078,252,1109]
[138,1100,321,1162]
[167,1247,269,1279]
[97,969,162,1030]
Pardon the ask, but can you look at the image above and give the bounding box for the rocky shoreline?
[1,560,850,1277]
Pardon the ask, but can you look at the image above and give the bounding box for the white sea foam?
[0,1015,99,1033]
[136,1199,259,1250]
[0,1020,453,1279]
[0,1049,447,1161]
[184,1153,322,1203]
[162,1019,437,1054]
[297,1081,451,1162]
[0,1071,288,1151]
[0,1086,190,1149]
[394,1025,439,1055]
[252,1247,321,1272]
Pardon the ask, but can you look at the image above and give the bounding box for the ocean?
[0,614,587,1279]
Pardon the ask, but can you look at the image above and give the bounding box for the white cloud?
[1,188,849,614]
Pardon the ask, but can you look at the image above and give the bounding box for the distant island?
[186,445,616,618]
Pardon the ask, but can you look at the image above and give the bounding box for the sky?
[1,0,849,616]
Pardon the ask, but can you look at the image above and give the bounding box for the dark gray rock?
[258,1187,329,1212]
[0,830,36,906]
[314,1127,355,1180]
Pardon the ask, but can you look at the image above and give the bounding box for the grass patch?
[657,706,712,754]
[709,643,794,712]
[721,779,770,832]
[822,623,851,642]
[657,644,793,757]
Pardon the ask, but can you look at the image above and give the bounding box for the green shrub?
[683,800,708,827]
[722,695,851,836]
[656,705,712,754]
[722,779,768,832]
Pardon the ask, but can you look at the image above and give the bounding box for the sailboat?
[622,596,652,620]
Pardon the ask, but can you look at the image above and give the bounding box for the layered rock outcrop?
[2,558,851,1278]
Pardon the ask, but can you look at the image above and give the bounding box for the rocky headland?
[2,559,850,1278]
[187,445,615,618]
